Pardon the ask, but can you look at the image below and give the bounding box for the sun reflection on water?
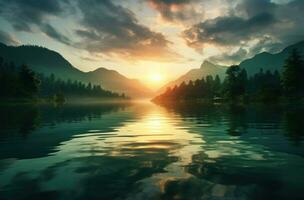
[0,103,207,199]
[1,103,304,199]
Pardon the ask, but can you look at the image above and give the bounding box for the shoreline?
[0,97,132,106]
[151,98,304,107]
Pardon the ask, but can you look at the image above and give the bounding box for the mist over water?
[0,102,303,200]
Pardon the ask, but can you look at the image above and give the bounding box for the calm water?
[0,102,304,200]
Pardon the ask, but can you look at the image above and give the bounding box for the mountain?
[158,40,304,93]
[240,41,304,75]
[0,43,153,98]
[158,61,227,93]
[86,68,153,98]
[0,43,83,79]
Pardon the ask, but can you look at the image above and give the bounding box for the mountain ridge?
[239,40,304,74]
[159,40,304,93]
[0,42,153,98]
[85,67,153,98]
[158,60,227,94]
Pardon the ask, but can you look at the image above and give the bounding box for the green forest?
[0,57,127,103]
[153,49,304,103]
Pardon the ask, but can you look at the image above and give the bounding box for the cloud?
[75,0,179,61]
[0,30,20,46]
[41,24,71,45]
[234,0,275,18]
[0,0,180,61]
[182,12,277,51]
[1,0,303,64]
[182,0,304,64]
[147,0,202,25]
[0,0,71,44]
[208,35,284,65]
[208,48,249,65]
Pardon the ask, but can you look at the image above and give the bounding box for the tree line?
[39,74,126,99]
[153,49,304,103]
[0,57,127,101]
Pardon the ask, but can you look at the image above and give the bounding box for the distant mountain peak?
[91,67,117,73]
[158,60,226,94]
[200,60,216,69]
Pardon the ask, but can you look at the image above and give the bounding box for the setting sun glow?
[150,73,163,82]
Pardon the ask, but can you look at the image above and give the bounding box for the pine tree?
[19,65,40,98]
[282,49,304,97]
[225,65,247,99]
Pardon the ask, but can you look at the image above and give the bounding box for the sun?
[150,73,163,82]
[146,72,166,89]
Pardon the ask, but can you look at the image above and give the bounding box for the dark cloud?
[0,30,20,46]
[182,0,304,63]
[182,12,276,50]
[75,0,178,61]
[41,24,71,45]
[1,0,303,64]
[0,0,179,61]
[148,0,201,25]
[0,0,62,31]
[0,0,71,44]
[234,0,275,18]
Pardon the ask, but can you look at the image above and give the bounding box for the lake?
[0,102,304,200]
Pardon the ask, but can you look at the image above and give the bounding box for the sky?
[0,0,303,89]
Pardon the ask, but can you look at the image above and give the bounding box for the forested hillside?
[153,50,304,103]
[0,58,127,102]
